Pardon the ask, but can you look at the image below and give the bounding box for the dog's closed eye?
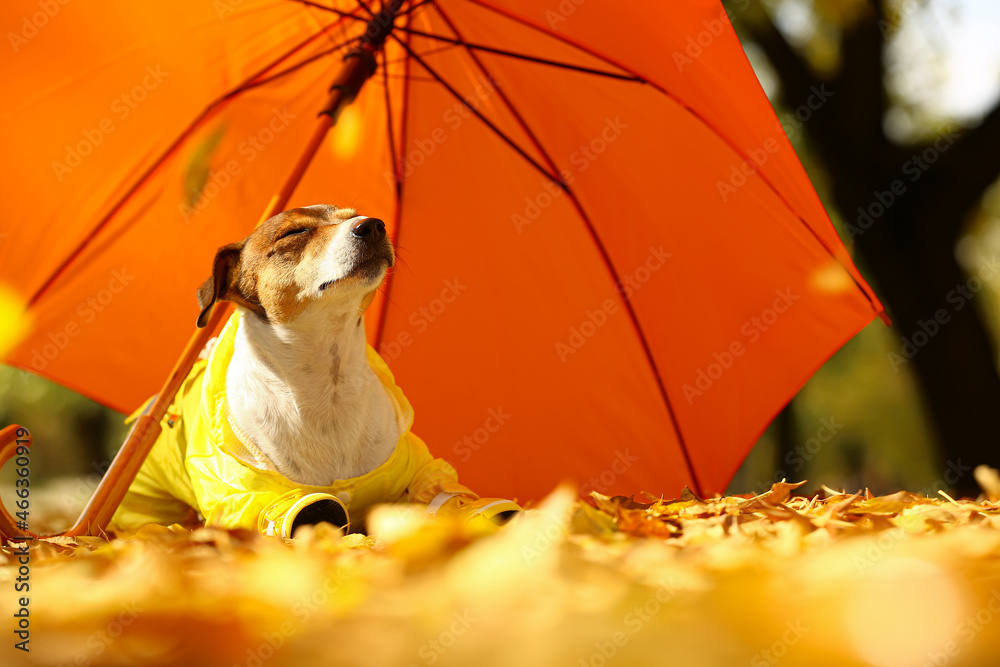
[278,228,311,241]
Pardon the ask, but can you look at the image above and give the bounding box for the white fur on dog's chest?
[192,205,401,487]
[225,309,401,486]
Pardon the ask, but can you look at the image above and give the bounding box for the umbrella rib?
[373,20,414,352]
[467,0,885,318]
[386,33,558,182]
[376,73,441,82]
[300,0,361,59]
[390,25,643,82]
[432,3,702,494]
[27,19,359,308]
[303,0,641,81]
[383,42,462,65]
[381,50,401,201]
[244,36,362,92]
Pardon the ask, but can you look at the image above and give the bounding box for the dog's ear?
[196,243,243,328]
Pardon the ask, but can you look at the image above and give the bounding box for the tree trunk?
[734,1,1000,495]
[844,190,1000,494]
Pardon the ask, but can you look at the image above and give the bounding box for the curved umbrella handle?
[0,424,33,540]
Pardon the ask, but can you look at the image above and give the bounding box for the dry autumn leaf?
[3,481,1000,667]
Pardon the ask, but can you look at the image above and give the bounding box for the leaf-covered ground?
[5,479,1000,667]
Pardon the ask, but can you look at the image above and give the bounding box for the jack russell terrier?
[112,205,519,537]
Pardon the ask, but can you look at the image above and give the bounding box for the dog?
[112,205,518,537]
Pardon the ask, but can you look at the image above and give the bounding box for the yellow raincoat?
[112,312,519,537]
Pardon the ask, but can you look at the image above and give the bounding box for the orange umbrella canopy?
[0,0,883,500]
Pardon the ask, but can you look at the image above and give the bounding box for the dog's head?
[196,204,394,327]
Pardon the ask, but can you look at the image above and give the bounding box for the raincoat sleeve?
[184,461,350,538]
[202,488,349,538]
[117,358,350,538]
[112,374,204,531]
[112,440,200,530]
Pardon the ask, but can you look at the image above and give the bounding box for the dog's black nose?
[352,217,386,241]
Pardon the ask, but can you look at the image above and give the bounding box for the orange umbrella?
[0,0,883,519]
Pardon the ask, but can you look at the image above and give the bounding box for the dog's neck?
[225,304,400,486]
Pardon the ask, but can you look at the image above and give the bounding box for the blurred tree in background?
[0,365,128,512]
[0,366,127,474]
[728,0,1000,495]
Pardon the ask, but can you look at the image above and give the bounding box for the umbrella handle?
[0,309,227,540]
[61,303,231,537]
[0,424,33,540]
[0,308,226,540]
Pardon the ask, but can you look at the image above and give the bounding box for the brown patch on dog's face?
[196,205,393,327]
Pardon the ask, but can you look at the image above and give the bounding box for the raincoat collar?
[202,311,415,482]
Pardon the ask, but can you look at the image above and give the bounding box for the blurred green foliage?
[0,366,127,485]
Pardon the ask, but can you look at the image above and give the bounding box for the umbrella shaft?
[261,47,378,221]
[261,0,400,219]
